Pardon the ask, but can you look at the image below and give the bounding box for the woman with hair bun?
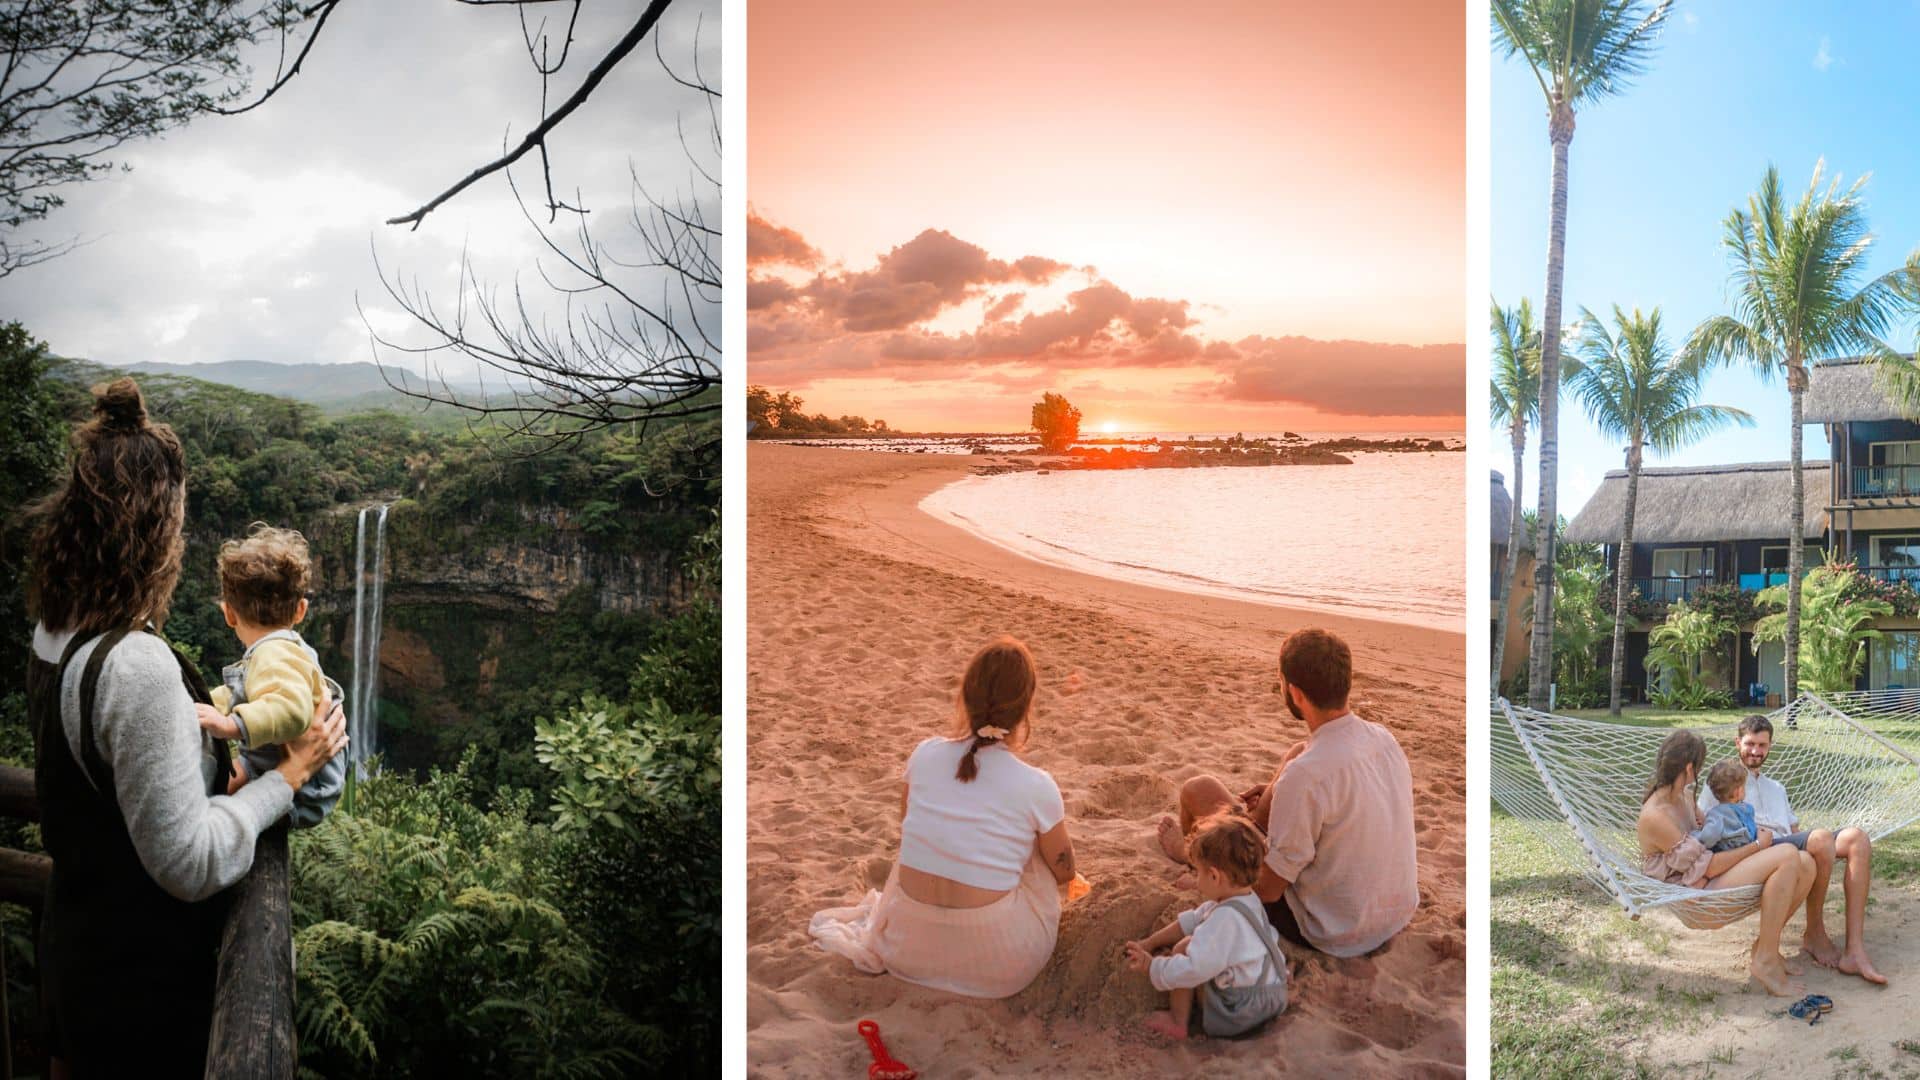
[811,635,1078,998]
[22,378,349,1075]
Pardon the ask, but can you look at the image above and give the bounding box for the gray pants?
[1200,979,1289,1037]
[1196,894,1291,1038]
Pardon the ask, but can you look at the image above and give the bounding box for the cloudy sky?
[0,1,719,386]
[748,0,1464,434]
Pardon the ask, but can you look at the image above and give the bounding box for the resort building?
[1565,358,1920,703]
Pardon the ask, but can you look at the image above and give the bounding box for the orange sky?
[748,0,1464,433]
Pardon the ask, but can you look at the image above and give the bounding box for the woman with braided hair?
[811,635,1078,998]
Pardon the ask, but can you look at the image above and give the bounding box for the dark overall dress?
[25,629,233,1077]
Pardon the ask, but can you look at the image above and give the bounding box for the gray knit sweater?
[32,625,294,901]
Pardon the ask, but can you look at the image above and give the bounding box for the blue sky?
[1492,3,1920,516]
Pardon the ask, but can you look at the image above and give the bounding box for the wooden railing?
[0,764,294,1080]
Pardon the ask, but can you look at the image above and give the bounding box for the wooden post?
[205,823,295,1080]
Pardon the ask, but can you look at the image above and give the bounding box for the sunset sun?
[1098,420,1121,435]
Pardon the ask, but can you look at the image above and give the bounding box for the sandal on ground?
[1786,996,1827,1025]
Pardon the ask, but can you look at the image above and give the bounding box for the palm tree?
[1492,0,1671,708]
[1688,162,1920,701]
[1490,298,1542,688]
[1569,305,1752,715]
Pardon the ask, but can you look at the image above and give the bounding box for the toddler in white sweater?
[1126,813,1289,1038]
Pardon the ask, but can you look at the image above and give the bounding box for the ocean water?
[919,452,1464,631]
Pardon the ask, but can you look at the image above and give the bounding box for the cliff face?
[304,499,693,616]
[278,497,701,772]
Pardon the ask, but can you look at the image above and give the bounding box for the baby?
[1126,813,1289,1040]
[194,524,345,828]
[1693,758,1758,852]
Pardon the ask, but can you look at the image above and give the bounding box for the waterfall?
[347,503,390,766]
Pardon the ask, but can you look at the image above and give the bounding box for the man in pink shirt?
[1156,629,1419,957]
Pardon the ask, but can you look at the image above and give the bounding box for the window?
[1866,534,1920,576]
[1651,548,1713,578]
[1870,441,1920,467]
[1872,632,1920,691]
[1761,544,1825,573]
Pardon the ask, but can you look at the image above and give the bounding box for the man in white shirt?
[1698,714,1884,984]
[1155,629,1419,958]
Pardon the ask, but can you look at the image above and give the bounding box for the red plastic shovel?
[858,1019,916,1080]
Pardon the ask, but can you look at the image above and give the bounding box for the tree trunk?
[1786,365,1806,701]
[1527,105,1575,708]
[1609,443,1642,716]
[1491,430,1527,691]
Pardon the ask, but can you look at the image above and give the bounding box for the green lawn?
[1493,703,1920,1077]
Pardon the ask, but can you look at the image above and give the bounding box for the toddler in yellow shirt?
[194,524,345,827]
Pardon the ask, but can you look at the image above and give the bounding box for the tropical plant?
[1567,304,1751,714]
[1752,565,1893,695]
[1550,548,1611,708]
[1492,0,1671,707]
[1690,162,1920,701]
[1490,297,1542,683]
[1031,392,1082,452]
[1644,600,1737,709]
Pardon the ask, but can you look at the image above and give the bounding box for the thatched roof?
[1491,471,1512,547]
[1565,461,1828,544]
[1805,357,1920,423]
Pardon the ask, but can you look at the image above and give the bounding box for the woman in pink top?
[811,636,1079,997]
[1636,728,1814,996]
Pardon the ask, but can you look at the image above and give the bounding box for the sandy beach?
[746,443,1467,1076]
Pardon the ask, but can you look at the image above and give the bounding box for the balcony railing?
[1737,571,1794,590]
[1860,565,1920,585]
[1851,465,1920,499]
[1630,576,1713,603]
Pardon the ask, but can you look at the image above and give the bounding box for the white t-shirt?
[1265,713,1419,957]
[898,736,1066,892]
[1149,895,1286,992]
[1699,767,1795,835]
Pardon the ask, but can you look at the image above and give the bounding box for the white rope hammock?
[1491,691,1920,929]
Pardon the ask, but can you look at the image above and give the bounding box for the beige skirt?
[810,852,1061,999]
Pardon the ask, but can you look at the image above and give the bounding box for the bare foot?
[1142,1011,1188,1040]
[1156,815,1190,866]
[1837,949,1888,985]
[1783,955,1806,977]
[1802,927,1842,968]
[1750,950,1801,997]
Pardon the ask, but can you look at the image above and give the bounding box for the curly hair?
[25,378,188,635]
[218,524,311,628]
[1188,813,1267,887]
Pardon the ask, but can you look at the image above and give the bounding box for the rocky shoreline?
[764,431,1458,474]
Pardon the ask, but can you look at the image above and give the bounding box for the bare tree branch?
[362,13,719,490]
[385,0,675,231]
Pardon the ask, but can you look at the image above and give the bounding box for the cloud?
[746,211,821,267]
[795,228,1071,332]
[1217,336,1464,417]
[749,219,1463,420]
[0,1,719,379]
[983,292,1025,322]
[1814,36,1834,71]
